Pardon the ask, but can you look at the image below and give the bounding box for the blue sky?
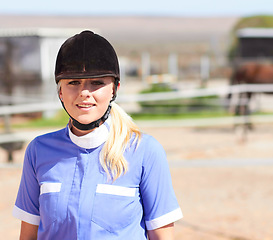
[1,0,273,17]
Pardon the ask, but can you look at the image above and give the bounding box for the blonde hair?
[101,102,141,181]
[57,81,141,181]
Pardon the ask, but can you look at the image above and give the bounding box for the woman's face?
[59,77,115,126]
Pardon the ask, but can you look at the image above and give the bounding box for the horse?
[227,62,273,116]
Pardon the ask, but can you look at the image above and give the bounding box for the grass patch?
[12,110,69,129]
[139,83,223,114]
[10,108,273,129]
[131,110,232,121]
[10,109,232,129]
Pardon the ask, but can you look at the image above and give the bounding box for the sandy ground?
[1,123,273,240]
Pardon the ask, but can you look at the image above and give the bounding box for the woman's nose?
[80,89,91,98]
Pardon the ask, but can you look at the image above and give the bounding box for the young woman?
[13,30,183,240]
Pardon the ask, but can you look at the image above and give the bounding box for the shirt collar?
[68,116,111,149]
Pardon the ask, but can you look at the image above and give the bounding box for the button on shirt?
[13,118,183,239]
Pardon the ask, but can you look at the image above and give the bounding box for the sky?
[0,0,273,17]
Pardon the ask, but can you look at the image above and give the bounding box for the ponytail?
[100,102,141,181]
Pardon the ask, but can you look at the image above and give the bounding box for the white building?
[0,28,98,104]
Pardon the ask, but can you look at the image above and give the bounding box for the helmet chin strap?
[71,104,111,131]
[61,101,112,131]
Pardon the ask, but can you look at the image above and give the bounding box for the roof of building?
[237,28,273,38]
[0,27,99,38]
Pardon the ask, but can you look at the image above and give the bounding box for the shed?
[236,28,273,58]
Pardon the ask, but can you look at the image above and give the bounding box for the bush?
[140,83,174,94]
[139,84,222,115]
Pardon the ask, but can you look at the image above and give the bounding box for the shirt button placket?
[68,151,87,238]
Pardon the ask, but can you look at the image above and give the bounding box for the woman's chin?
[74,117,98,125]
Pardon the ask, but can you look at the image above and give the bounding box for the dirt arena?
[1,123,273,240]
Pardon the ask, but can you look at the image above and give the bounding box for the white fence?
[1,84,273,117]
[1,83,273,162]
[1,84,273,143]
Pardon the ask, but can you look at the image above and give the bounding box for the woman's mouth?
[77,104,93,107]
[76,103,95,110]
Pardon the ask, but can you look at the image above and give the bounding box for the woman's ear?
[112,82,120,98]
[59,86,63,101]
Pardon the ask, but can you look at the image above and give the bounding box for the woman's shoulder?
[139,133,163,147]
[29,127,68,146]
[23,127,68,162]
[130,132,165,156]
[133,132,168,169]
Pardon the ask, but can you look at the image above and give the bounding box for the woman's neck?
[69,119,95,136]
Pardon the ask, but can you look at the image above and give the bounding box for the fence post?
[3,114,13,162]
[141,52,150,87]
[200,55,210,88]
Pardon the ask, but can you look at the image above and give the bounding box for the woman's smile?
[76,103,95,110]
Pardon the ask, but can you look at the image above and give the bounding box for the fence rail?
[1,83,273,116]
[1,83,273,162]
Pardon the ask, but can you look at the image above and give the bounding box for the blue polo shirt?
[13,118,183,239]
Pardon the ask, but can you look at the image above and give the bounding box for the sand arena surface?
[1,124,273,240]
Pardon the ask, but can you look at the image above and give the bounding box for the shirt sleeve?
[12,140,40,225]
[139,135,183,230]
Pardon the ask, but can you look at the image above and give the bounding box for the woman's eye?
[68,80,80,85]
[92,81,104,85]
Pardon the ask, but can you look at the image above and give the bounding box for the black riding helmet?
[55,30,120,131]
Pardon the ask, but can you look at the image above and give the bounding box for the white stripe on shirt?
[12,205,40,226]
[40,182,62,195]
[145,208,183,230]
[96,184,136,197]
